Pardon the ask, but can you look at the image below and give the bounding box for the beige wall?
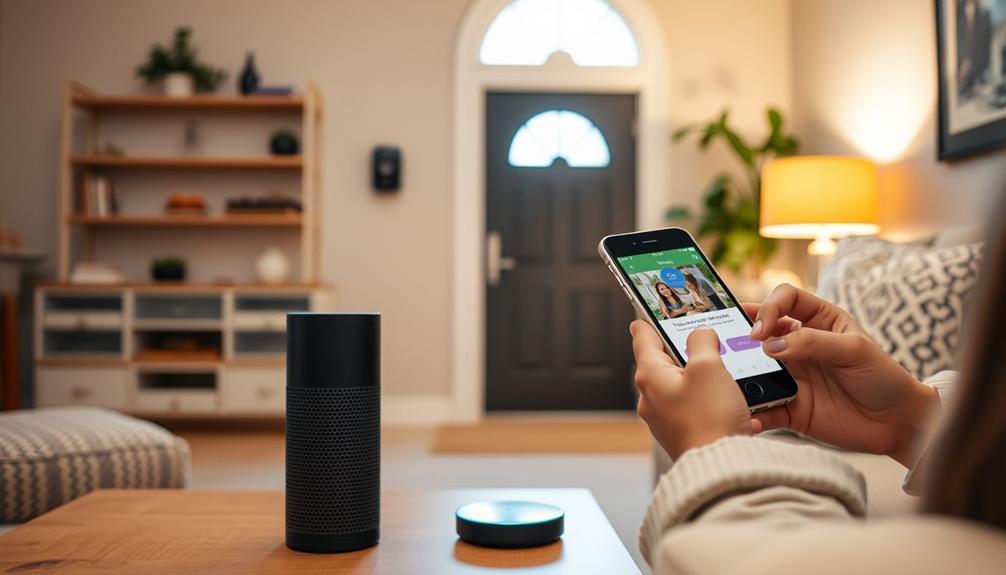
[0,0,467,398]
[792,0,1006,239]
[657,0,793,213]
[0,0,793,399]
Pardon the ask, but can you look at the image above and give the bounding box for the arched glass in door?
[507,109,611,168]
[479,0,640,67]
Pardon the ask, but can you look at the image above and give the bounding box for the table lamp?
[760,156,879,255]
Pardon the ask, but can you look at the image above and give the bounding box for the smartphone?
[599,227,797,412]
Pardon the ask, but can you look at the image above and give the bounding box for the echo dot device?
[455,501,564,548]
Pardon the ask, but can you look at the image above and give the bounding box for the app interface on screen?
[617,247,782,380]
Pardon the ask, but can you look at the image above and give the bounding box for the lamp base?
[807,234,837,256]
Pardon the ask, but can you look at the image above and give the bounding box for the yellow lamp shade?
[760,156,880,241]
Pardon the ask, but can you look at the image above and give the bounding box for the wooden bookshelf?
[70,155,302,169]
[40,81,328,419]
[71,94,304,111]
[68,214,303,227]
[57,80,322,282]
[37,281,321,292]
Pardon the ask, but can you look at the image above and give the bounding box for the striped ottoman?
[0,407,190,523]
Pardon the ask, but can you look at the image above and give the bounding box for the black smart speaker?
[285,313,381,553]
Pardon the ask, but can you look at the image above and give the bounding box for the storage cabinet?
[37,367,128,409]
[231,294,309,357]
[38,292,125,357]
[35,286,327,418]
[221,367,285,414]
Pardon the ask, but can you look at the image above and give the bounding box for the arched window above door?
[479,0,640,67]
[508,110,611,168]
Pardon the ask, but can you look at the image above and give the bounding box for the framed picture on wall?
[935,0,1006,160]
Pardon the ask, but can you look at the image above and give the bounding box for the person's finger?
[762,326,876,366]
[752,406,791,432]
[752,284,843,339]
[684,325,723,365]
[630,320,674,367]
[743,302,799,338]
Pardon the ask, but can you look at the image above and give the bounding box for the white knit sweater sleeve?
[903,370,959,496]
[640,436,868,571]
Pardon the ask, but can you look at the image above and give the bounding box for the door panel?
[486,92,637,411]
[513,178,552,261]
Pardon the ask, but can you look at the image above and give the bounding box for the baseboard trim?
[382,395,451,425]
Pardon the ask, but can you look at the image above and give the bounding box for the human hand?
[631,320,753,459]
[747,284,939,467]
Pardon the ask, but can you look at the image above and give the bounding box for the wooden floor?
[432,418,651,454]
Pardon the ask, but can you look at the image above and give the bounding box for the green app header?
[617,247,703,273]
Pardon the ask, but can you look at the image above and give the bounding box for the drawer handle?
[256,386,276,399]
[70,386,92,400]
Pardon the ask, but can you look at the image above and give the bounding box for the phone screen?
[615,247,783,381]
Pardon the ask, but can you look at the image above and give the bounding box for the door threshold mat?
[432,419,651,454]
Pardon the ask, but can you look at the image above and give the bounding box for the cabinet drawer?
[233,312,287,331]
[44,311,123,330]
[135,295,222,320]
[221,368,284,413]
[45,294,121,313]
[37,367,128,409]
[135,390,217,413]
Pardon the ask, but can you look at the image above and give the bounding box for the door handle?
[487,231,517,287]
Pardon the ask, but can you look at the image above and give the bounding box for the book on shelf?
[76,174,118,217]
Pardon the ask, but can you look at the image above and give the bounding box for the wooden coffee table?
[0,489,640,574]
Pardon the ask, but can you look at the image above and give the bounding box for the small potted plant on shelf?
[136,27,226,97]
[150,256,187,282]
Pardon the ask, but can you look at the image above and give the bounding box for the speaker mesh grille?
[286,386,380,535]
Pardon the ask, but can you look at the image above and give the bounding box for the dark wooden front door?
[485,92,637,411]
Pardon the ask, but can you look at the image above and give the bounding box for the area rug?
[432,418,651,454]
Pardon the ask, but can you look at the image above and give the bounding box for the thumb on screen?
[685,325,722,361]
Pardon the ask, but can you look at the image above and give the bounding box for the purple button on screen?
[726,335,761,352]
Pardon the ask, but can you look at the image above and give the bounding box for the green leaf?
[734,197,760,227]
[702,174,730,209]
[697,209,731,236]
[758,236,778,263]
[698,123,719,149]
[723,128,754,167]
[671,126,693,142]
[767,108,783,132]
[721,228,759,271]
[710,241,728,267]
[665,205,692,220]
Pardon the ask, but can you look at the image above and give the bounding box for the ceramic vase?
[256,247,290,285]
[164,73,194,98]
[239,52,261,95]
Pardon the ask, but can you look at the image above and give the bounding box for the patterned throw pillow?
[819,238,983,380]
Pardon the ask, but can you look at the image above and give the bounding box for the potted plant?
[136,27,226,97]
[667,108,798,279]
[150,256,187,282]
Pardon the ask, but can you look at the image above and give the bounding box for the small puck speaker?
[456,501,564,548]
[285,313,381,553]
